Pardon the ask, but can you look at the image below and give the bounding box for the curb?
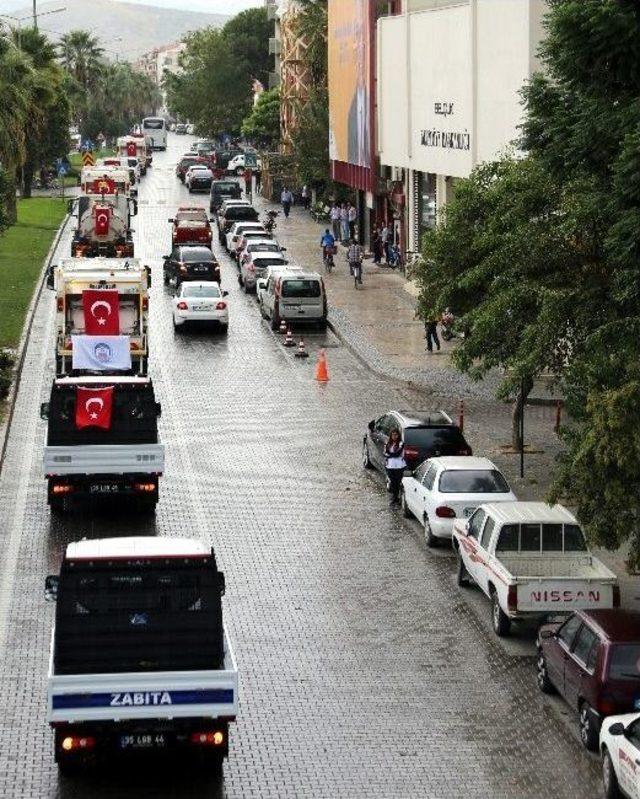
[0,213,71,475]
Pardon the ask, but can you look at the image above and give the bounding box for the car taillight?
[61,736,96,752]
[613,585,621,608]
[215,301,227,310]
[189,731,225,747]
[177,301,188,310]
[130,341,140,350]
[404,446,419,458]
[435,506,456,518]
[56,298,64,311]
[507,585,517,612]
[52,484,73,495]
[180,265,187,273]
[133,482,155,493]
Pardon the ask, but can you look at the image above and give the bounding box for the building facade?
[133,41,186,115]
[377,0,547,254]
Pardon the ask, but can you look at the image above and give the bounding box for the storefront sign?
[434,102,454,117]
[420,129,471,151]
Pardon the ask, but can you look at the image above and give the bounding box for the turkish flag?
[127,142,137,157]
[82,289,120,335]
[75,386,114,430]
[93,205,112,236]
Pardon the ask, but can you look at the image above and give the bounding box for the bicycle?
[323,247,334,273]
[350,260,363,288]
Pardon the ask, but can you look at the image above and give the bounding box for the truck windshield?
[143,119,164,129]
[609,646,640,680]
[281,279,321,298]
[54,559,224,674]
[439,469,509,493]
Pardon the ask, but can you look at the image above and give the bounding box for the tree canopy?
[241,87,280,147]
[416,0,640,567]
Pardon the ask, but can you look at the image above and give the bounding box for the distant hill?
[11,0,229,60]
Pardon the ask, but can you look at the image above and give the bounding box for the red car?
[537,609,640,751]
[169,207,212,247]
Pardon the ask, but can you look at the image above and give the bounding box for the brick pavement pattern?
[0,136,603,798]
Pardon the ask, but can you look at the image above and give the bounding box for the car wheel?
[491,590,511,637]
[219,323,228,335]
[536,649,555,694]
[456,553,469,587]
[362,441,373,470]
[238,273,243,286]
[270,314,280,331]
[579,702,599,751]
[424,516,438,547]
[602,747,622,799]
[400,489,411,518]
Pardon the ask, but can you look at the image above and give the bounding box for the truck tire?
[456,553,469,587]
[579,702,600,751]
[491,589,511,636]
[536,648,555,694]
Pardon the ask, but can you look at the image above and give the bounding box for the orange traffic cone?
[315,348,329,382]
[295,339,309,358]
[283,328,295,347]
[278,319,287,334]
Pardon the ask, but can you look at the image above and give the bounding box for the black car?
[163,245,221,287]
[216,204,259,244]
[362,410,472,474]
[210,180,242,212]
[214,149,242,171]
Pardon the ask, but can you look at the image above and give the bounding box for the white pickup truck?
[452,502,619,636]
[42,376,164,512]
[45,537,238,774]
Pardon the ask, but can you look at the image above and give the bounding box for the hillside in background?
[10,0,228,59]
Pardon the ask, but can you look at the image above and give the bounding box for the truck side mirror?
[130,199,138,217]
[144,265,152,287]
[44,575,59,602]
[40,402,50,420]
[66,199,74,214]
[155,402,162,417]
[368,420,375,432]
[45,265,55,290]
[222,290,229,297]
[168,218,174,223]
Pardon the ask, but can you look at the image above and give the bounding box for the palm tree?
[58,30,104,90]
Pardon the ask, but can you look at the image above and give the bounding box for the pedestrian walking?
[348,203,357,240]
[347,238,364,286]
[255,169,262,195]
[384,428,406,507]
[281,186,294,218]
[425,315,441,353]
[244,168,252,200]
[380,224,390,263]
[340,203,350,243]
[330,203,341,241]
[301,184,310,210]
[372,226,383,264]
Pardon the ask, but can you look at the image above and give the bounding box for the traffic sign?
[57,164,68,177]
[82,151,95,167]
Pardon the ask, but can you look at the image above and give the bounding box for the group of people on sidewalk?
[330,202,357,243]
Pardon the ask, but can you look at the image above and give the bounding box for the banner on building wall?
[328,0,371,168]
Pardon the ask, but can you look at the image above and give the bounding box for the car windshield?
[254,258,286,268]
[609,645,640,680]
[181,159,197,167]
[250,244,279,252]
[439,469,510,494]
[226,208,258,220]
[183,285,220,298]
[213,183,238,193]
[182,250,213,263]
[281,279,321,298]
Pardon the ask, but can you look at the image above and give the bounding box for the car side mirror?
[45,265,55,290]
[40,402,49,420]
[66,199,74,214]
[222,290,229,297]
[44,575,59,602]
[155,402,162,418]
[163,255,170,261]
[281,247,287,252]
[167,218,174,223]
[538,628,555,641]
[368,420,375,432]
[608,723,625,737]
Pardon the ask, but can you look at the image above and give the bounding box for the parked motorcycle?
[440,308,456,341]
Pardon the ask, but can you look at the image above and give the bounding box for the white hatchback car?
[238,238,284,267]
[172,281,229,333]
[225,222,266,256]
[401,456,516,546]
[240,251,289,293]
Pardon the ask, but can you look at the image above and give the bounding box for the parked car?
[363,410,471,478]
[216,203,259,245]
[215,149,243,172]
[210,180,242,212]
[538,610,640,753]
[175,123,187,135]
[173,281,229,333]
[454,503,619,637]
[176,156,208,182]
[185,165,214,193]
[226,153,262,176]
[259,270,327,330]
[600,710,640,798]
[400,456,516,546]
[163,245,221,287]
[234,230,273,261]
[238,238,284,267]
[186,123,195,134]
[225,221,266,256]
[169,207,212,247]
[240,252,289,294]
[256,264,304,306]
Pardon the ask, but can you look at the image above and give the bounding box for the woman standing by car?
[384,428,406,507]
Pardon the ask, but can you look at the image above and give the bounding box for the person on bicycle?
[347,239,364,285]
[321,229,336,271]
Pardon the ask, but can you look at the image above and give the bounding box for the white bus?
[141,117,167,151]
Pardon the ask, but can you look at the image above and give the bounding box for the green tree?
[58,30,103,90]
[290,87,329,188]
[241,87,280,146]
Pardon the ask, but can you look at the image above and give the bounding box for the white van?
[259,270,327,331]
[142,117,167,150]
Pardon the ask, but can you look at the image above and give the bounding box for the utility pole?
[33,0,37,30]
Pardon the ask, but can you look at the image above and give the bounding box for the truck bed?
[47,628,238,725]
[44,444,164,476]
[497,554,616,581]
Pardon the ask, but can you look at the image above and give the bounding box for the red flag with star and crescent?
[82,289,120,335]
[75,386,114,430]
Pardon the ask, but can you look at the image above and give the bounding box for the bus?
[141,117,167,151]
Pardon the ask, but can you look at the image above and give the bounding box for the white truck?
[45,537,237,773]
[41,375,164,512]
[117,135,148,176]
[453,502,619,636]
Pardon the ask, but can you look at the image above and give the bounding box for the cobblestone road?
[0,136,603,798]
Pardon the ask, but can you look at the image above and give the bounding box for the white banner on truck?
[72,335,131,371]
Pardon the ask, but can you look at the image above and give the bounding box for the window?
[520,524,542,552]
[375,415,392,434]
[495,524,519,553]
[625,719,640,749]
[572,625,598,668]
[587,641,599,672]
[557,615,582,649]
[438,469,510,494]
[182,285,220,298]
[479,518,495,549]
[609,645,640,680]
[467,509,486,540]
[182,249,214,264]
[564,524,587,552]
[281,279,321,298]
[542,524,563,552]
[403,426,468,453]
[412,461,430,483]
[423,464,437,491]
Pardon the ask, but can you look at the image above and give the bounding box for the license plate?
[192,305,210,311]
[193,266,209,273]
[463,507,477,518]
[90,483,119,494]
[119,733,166,750]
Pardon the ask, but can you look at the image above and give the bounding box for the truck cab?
[117,136,147,176]
[45,537,237,772]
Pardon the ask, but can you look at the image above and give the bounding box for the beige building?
[134,41,186,114]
